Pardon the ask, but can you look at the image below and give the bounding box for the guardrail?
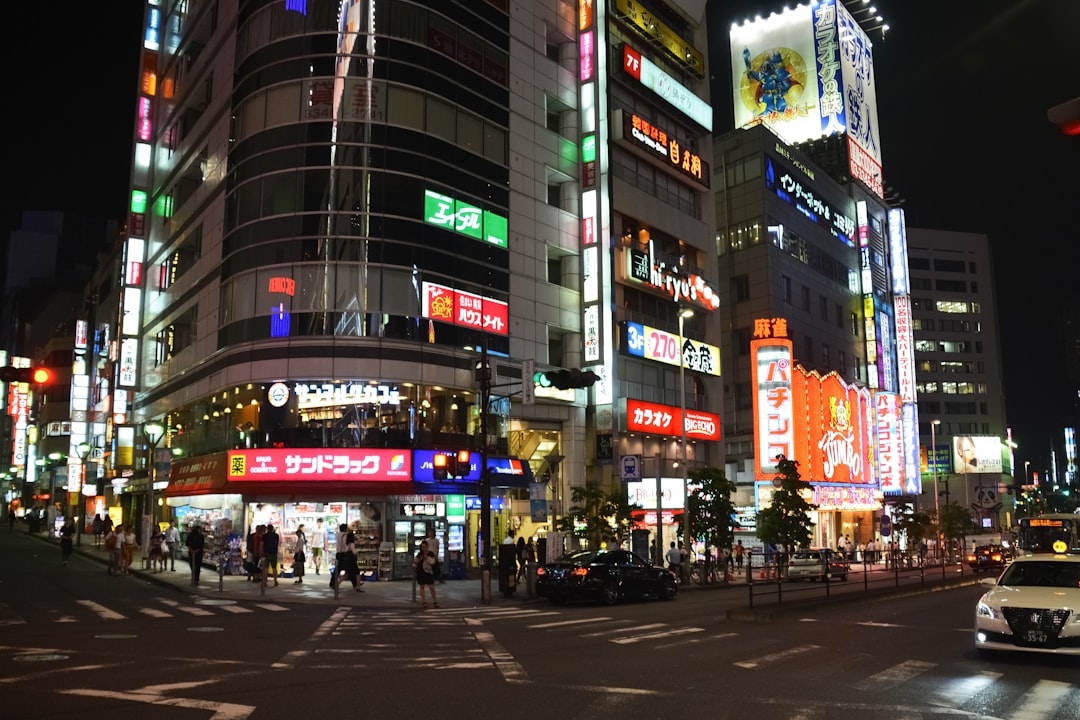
[741,552,984,608]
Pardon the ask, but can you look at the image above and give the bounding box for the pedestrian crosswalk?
[0,597,293,625]
[393,606,1080,717]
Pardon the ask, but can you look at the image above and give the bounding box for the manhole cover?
[188,627,224,633]
[194,599,236,606]
[14,654,69,662]
[95,634,137,639]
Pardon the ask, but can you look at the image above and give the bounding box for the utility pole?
[477,340,492,604]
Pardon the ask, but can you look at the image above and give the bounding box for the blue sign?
[465,497,505,510]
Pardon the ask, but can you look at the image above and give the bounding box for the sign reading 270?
[626,399,721,441]
[624,321,720,376]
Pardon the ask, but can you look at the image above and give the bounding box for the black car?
[535,549,678,605]
[966,544,1011,572]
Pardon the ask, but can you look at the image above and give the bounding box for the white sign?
[620,454,642,481]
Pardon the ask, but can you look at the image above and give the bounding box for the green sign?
[446,494,466,523]
[424,189,508,248]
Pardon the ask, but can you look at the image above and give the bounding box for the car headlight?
[975,601,1000,620]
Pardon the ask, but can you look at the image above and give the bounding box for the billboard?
[875,392,904,494]
[730,1,883,197]
[623,321,720,376]
[626,399,721,442]
[952,435,1003,474]
[422,281,509,335]
[752,318,875,483]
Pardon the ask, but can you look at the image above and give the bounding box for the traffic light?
[0,366,52,384]
[535,368,599,390]
[452,449,471,477]
[433,452,449,480]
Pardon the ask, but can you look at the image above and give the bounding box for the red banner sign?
[626,399,721,441]
[227,449,412,482]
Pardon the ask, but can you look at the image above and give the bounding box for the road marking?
[851,659,935,692]
[253,604,289,612]
[1008,679,1073,720]
[930,670,1001,708]
[77,600,126,620]
[158,599,214,616]
[611,627,704,644]
[61,689,254,720]
[527,617,609,629]
[466,618,527,681]
[583,622,664,638]
[656,631,737,649]
[139,608,172,618]
[733,644,819,668]
[275,607,349,667]
[218,605,254,614]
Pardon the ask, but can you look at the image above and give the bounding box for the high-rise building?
[905,227,1013,530]
[714,1,917,549]
[91,0,720,575]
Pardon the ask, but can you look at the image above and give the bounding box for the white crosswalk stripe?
[1007,679,1073,720]
[930,670,1001,709]
[850,659,935,692]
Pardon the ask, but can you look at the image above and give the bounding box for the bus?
[1016,513,1080,554]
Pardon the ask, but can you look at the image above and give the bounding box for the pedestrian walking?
[186,523,205,586]
[292,523,307,584]
[330,523,362,592]
[310,518,327,575]
[426,528,443,583]
[121,524,137,574]
[263,524,281,587]
[105,525,121,575]
[164,520,180,571]
[515,535,526,581]
[148,528,167,572]
[734,539,745,569]
[414,540,439,608]
[91,514,104,546]
[59,521,74,565]
[665,541,682,577]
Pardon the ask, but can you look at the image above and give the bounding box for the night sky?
[2,1,1077,470]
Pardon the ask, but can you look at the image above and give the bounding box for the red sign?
[227,449,412,482]
[626,399,721,441]
[623,45,642,80]
[422,281,508,335]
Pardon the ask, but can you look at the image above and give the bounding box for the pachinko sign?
[227,449,412,481]
[626,399,721,441]
[875,392,905,494]
[422,281,508,336]
[751,317,874,483]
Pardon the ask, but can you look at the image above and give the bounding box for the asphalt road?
[1,527,1076,719]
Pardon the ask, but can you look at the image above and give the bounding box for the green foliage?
[686,466,737,556]
[554,482,637,548]
[890,503,933,547]
[755,456,816,551]
[938,501,976,543]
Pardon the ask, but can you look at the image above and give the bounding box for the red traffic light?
[433,453,449,480]
[31,367,53,384]
[0,366,53,384]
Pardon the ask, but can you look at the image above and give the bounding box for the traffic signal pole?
[478,340,492,604]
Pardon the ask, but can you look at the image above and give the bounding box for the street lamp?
[74,442,91,546]
[678,307,694,573]
[144,423,164,567]
[44,451,64,536]
[931,419,941,559]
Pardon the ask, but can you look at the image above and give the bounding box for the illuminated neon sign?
[624,321,720,376]
[626,399,721,441]
[623,241,719,310]
[423,189,508,248]
[422,281,508,336]
[227,449,411,481]
[623,113,709,188]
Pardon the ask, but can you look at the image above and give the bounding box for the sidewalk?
[25,526,545,610]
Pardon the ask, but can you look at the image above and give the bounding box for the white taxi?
[974,551,1080,656]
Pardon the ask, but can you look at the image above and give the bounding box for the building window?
[732,274,750,303]
[819,295,828,321]
[781,274,792,303]
[801,285,811,311]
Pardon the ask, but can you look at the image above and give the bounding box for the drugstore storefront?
[162,448,533,580]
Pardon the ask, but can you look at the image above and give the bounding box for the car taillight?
[966,555,976,562]
[536,567,547,577]
[991,554,1002,561]
[571,567,589,577]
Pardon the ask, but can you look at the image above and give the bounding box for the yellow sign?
[615,0,704,78]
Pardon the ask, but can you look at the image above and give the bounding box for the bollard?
[218,558,224,593]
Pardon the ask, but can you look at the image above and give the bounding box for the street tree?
[891,503,933,560]
[686,466,737,570]
[938,501,976,560]
[555,482,636,549]
[756,455,816,554]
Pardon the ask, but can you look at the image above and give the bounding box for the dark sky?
[3,1,1078,469]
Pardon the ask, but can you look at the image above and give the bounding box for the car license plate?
[1023,630,1048,645]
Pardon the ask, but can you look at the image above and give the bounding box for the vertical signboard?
[751,319,794,479]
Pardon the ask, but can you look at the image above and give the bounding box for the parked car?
[535,549,678,605]
[974,552,1080,656]
[786,547,849,581]
[966,544,1011,572]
